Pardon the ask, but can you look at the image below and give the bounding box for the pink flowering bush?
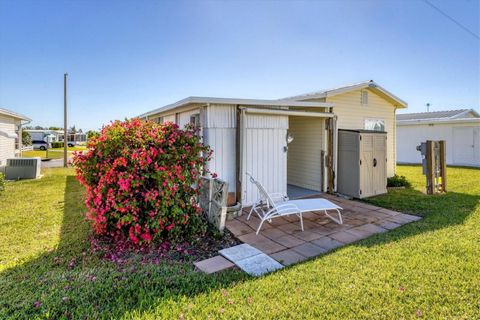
[73,119,211,245]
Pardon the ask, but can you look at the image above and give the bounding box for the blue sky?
[0,0,478,131]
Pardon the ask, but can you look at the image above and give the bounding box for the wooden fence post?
[439,140,447,192]
[426,140,435,195]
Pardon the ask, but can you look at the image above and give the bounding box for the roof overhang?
[284,80,408,108]
[397,118,480,126]
[0,107,31,122]
[139,96,334,119]
[240,107,334,118]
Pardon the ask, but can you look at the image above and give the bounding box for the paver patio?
[224,193,421,268]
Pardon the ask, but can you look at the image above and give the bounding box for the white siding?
[321,89,398,177]
[397,122,480,166]
[204,128,236,192]
[203,104,237,193]
[205,104,236,128]
[287,116,325,191]
[177,109,200,128]
[242,113,288,206]
[0,115,17,169]
[163,114,176,123]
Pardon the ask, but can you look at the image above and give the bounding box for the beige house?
[285,80,407,178]
[0,107,31,172]
[139,80,407,205]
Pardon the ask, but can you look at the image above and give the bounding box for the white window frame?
[364,118,385,132]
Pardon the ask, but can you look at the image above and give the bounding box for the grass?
[0,165,478,319]
[21,146,86,159]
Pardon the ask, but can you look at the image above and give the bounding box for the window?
[156,117,164,124]
[364,119,385,131]
[190,114,200,127]
[361,90,368,105]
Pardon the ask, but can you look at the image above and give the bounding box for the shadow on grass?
[357,186,479,247]
[1,168,478,318]
[0,175,247,319]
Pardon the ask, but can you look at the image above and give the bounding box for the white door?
[241,113,288,206]
[453,127,478,166]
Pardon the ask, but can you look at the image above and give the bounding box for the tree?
[69,125,77,134]
[86,130,99,140]
[22,131,32,146]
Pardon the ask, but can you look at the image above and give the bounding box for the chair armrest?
[268,193,288,202]
[264,203,301,219]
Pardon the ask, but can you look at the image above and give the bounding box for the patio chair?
[246,173,343,235]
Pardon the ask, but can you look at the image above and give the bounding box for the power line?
[422,0,479,40]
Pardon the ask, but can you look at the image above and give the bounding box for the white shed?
[140,97,335,206]
[139,81,407,205]
[396,109,480,167]
[0,107,31,172]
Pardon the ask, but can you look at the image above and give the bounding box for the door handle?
[373,158,377,167]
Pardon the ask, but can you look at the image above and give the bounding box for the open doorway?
[287,116,326,199]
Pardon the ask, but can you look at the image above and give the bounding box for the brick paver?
[223,195,422,271]
[311,236,344,251]
[273,234,305,248]
[194,256,235,274]
[271,249,307,266]
[292,242,327,258]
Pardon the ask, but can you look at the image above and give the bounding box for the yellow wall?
[287,116,325,191]
[327,89,397,177]
[308,89,397,177]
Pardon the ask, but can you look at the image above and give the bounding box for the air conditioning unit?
[5,157,41,180]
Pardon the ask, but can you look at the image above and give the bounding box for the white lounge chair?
[246,173,343,235]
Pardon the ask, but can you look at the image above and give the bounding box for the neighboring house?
[396,109,480,167]
[0,107,31,171]
[24,129,87,145]
[139,80,407,206]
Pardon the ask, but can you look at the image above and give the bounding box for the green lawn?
[21,147,85,159]
[0,166,478,319]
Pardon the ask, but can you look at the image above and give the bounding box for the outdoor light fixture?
[284,131,294,152]
[287,132,294,144]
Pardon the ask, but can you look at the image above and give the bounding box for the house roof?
[0,107,31,121]
[139,96,334,119]
[396,109,479,121]
[282,80,408,108]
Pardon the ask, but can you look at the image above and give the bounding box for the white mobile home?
[140,80,407,205]
[0,107,31,171]
[396,109,480,167]
[25,129,88,146]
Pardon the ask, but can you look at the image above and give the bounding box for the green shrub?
[387,174,411,188]
[51,142,64,148]
[22,131,32,146]
[0,172,5,193]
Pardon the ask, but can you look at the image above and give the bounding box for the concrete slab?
[219,244,262,262]
[234,253,283,276]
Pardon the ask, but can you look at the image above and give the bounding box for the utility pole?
[64,73,68,167]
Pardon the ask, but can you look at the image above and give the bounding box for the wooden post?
[326,118,334,193]
[426,140,435,194]
[439,140,447,192]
